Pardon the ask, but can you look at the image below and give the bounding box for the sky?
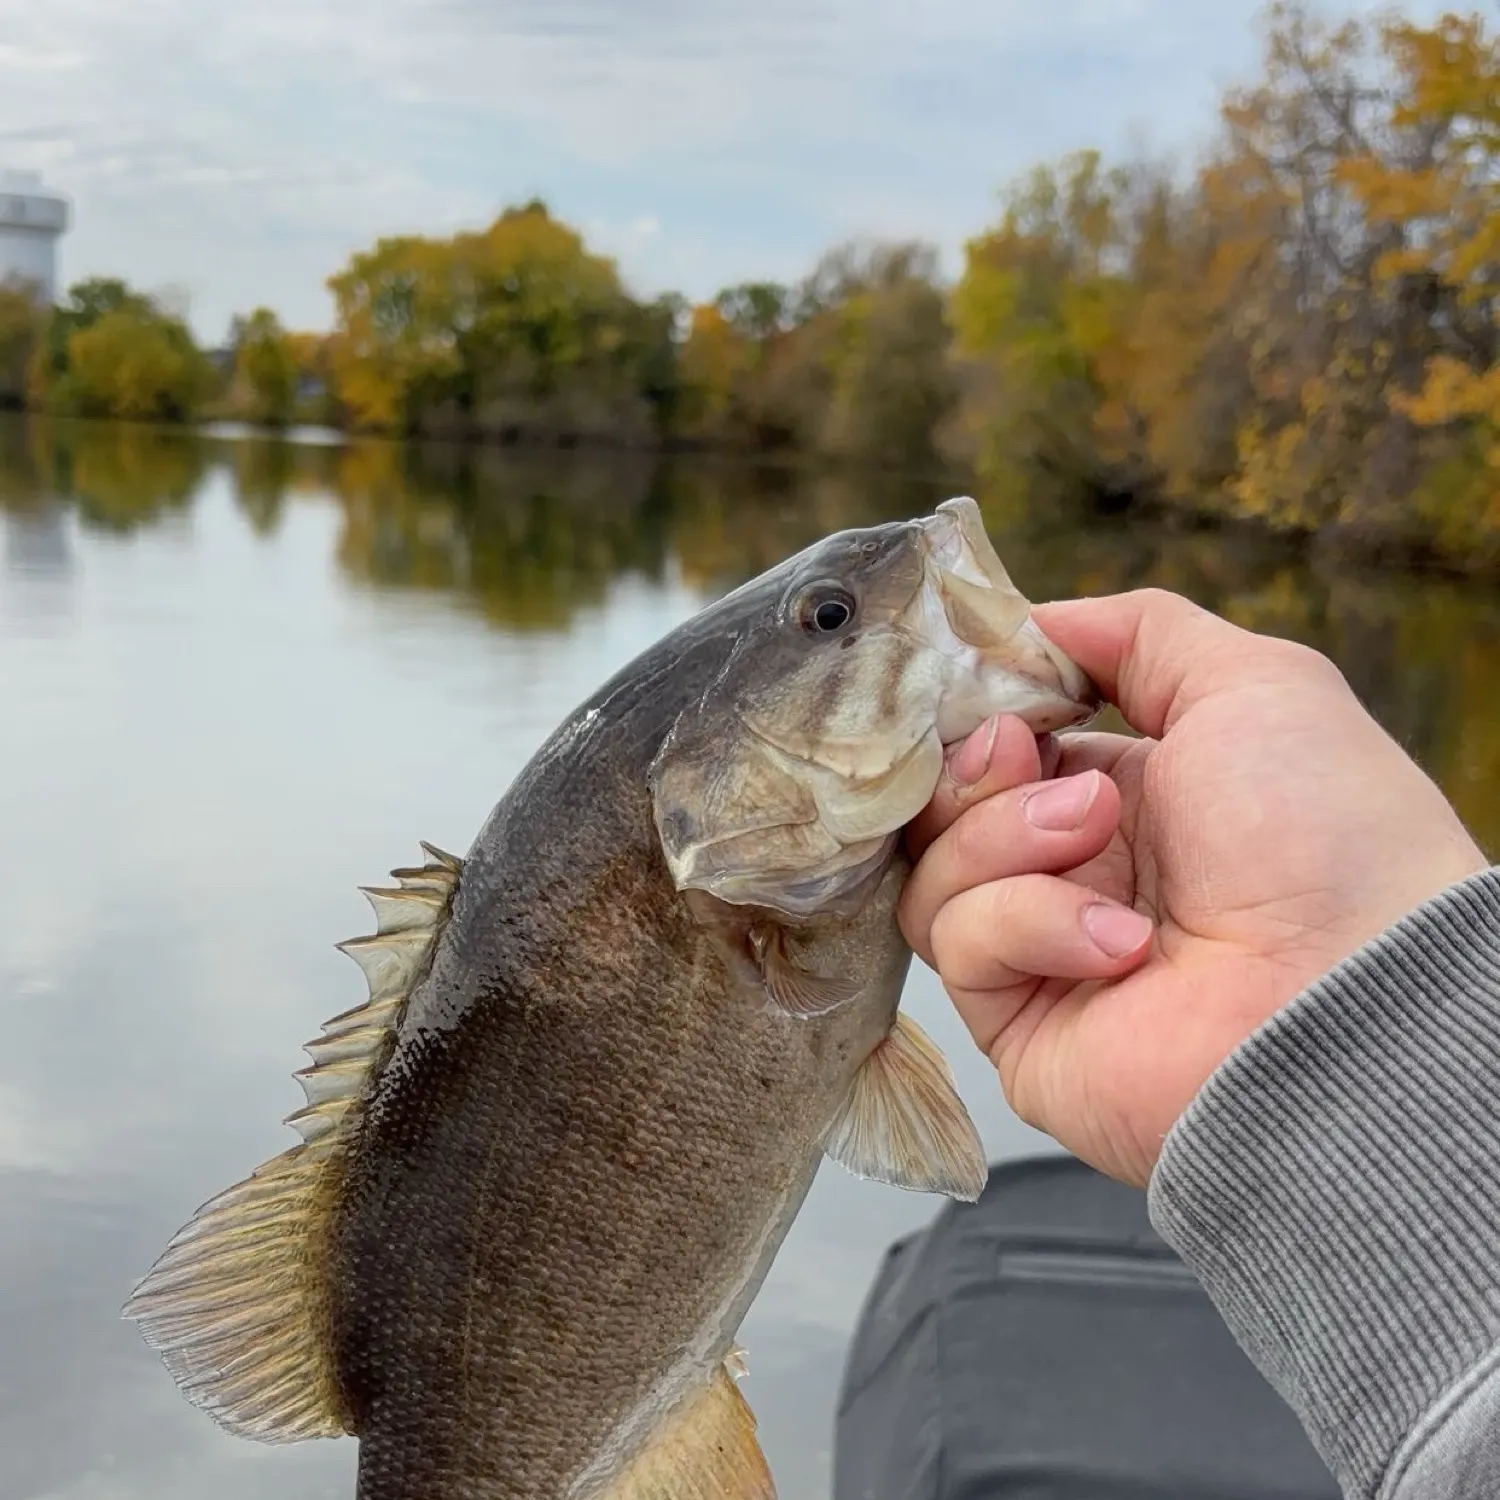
[0,0,1447,345]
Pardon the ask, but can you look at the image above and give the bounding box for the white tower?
[0,170,69,305]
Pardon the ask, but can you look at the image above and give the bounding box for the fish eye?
[797,584,857,635]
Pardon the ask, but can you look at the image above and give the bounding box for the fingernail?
[1083,902,1153,958]
[950,716,1001,787]
[1023,771,1099,832]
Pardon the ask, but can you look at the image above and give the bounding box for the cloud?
[0,0,1451,342]
[0,43,86,70]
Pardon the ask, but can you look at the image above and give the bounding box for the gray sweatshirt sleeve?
[1147,866,1500,1500]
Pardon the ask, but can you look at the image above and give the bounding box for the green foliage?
[325,203,666,445]
[947,3,1500,569]
[0,280,45,408]
[674,239,954,467]
[30,279,212,423]
[230,308,300,427]
[60,309,210,421]
[13,2,1500,574]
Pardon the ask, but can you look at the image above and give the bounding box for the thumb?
[904,713,1057,859]
[1032,588,1329,740]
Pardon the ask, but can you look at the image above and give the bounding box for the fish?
[123,495,1099,1500]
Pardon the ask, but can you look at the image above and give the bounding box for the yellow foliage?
[325,204,650,440]
[232,307,300,427]
[326,235,441,431]
[65,309,209,422]
[0,282,44,404]
[945,2,1500,566]
[10,6,1500,572]
[678,304,747,433]
[1396,356,1500,428]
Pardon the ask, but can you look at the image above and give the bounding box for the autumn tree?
[29,277,151,406]
[947,3,1500,570]
[229,307,300,427]
[674,304,748,443]
[326,234,445,431]
[816,242,955,469]
[0,279,45,408]
[326,203,667,444]
[949,151,1148,506]
[63,308,212,421]
[1354,10,1500,562]
[676,241,953,466]
[28,278,212,422]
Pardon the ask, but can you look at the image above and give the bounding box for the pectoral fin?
[751,924,860,1019]
[599,1362,775,1500]
[822,1012,988,1201]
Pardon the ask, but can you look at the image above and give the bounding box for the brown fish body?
[334,651,910,1499]
[124,498,1099,1500]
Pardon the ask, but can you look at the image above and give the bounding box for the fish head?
[648,495,1100,919]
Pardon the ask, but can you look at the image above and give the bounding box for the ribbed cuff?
[1148,867,1500,1498]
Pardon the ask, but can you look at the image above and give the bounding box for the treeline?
[1,2,1499,571]
[0,278,325,428]
[943,3,1500,574]
[323,208,952,471]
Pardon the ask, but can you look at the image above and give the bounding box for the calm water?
[2,416,1498,1500]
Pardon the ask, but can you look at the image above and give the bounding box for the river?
[1,415,1497,1500]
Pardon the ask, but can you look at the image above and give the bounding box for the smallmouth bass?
[125,496,1098,1500]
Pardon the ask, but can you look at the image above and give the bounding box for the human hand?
[899,588,1489,1187]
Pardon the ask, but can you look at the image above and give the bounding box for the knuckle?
[1131,586,1207,629]
[929,885,1006,975]
[1000,1060,1046,1133]
[949,800,1003,871]
[1130,585,1185,613]
[1264,635,1348,689]
[927,900,962,972]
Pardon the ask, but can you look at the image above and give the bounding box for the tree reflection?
[329,440,675,631]
[0,413,1494,855]
[0,416,207,532]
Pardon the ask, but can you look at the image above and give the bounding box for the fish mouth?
[913,496,1101,740]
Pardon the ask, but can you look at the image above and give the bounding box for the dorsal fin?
[121,843,464,1444]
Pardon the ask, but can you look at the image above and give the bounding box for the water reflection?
[2,505,70,577]
[4,415,1496,854]
[1,414,1498,1500]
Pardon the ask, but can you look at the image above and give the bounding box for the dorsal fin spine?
[121,842,464,1445]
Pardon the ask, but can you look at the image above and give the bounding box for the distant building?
[0,170,69,304]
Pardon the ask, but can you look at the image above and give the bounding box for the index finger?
[1032,588,1330,741]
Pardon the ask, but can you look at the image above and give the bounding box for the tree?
[62,306,212,421]
[942,4,1500,569]
[326,203,656,442]
[23,278,210,422]
[231,307,300,427]
[0,280,45,408]
[816,243,956,468]
[326,234,445,431]
[949,151,1144,505]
